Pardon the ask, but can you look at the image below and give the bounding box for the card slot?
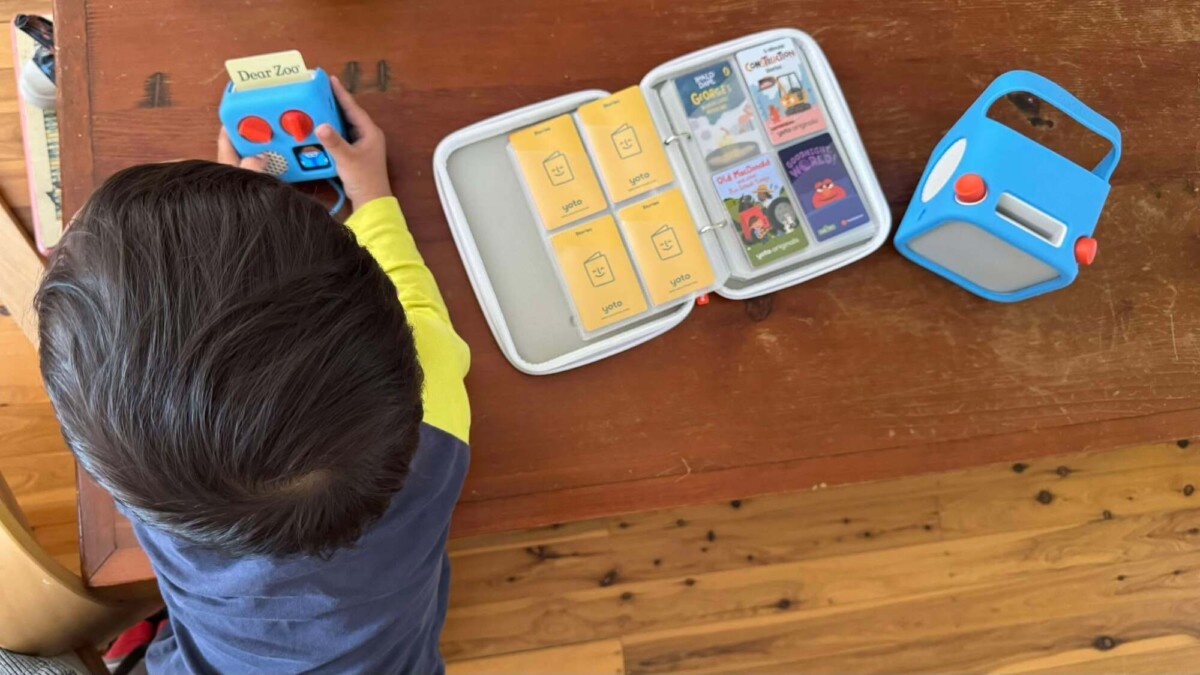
[776,131,876,251]
[576,87,677,207]
[545,214,651,337]
[734,37,830,148]
[723,45,842,259]
[546,87,721,324]
[508,114,609,231]
[616,188,718,307]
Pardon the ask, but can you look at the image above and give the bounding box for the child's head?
[36,160,423,557]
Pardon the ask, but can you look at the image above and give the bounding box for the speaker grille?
[908,220,1059,293]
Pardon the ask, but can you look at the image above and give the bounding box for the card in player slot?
[509,114,607,229]
[577,86,674,202]
[618,189,715,305]
[225,50,309,92]
[549,215,647,332]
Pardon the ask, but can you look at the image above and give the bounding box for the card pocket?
[618,188,715,305]
[577,86,675,203]
[549,215,648,332]
[778,133,871,243]
[509,114,608,230]
[735,38,828,146]
[711,154,810,268]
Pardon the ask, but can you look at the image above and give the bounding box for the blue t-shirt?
[131,423,469,673]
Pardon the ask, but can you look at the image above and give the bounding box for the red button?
[1074,236,1098,265]
[236,116,272,143]
[280,110,314,142]
[695,293,710,306]
[954,173,987,204]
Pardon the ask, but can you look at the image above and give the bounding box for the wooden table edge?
[53,0,96,219]
[83,406,1200,587]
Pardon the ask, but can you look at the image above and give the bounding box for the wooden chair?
[0,471,159,658]
[0,192,41,346]
[1,199,160,661]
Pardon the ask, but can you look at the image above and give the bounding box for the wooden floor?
[1,1,1198,669]
[443,440,1200,673]
[0,313,79,574]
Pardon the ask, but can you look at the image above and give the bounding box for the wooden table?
[56,0,1200,588]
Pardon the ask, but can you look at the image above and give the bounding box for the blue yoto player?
[894,71,1121,302]
[218,66,345,183]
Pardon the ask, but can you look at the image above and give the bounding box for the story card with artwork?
[735,39,826,144]
[674,62,763,171]
[712,154,808,268]
[778,133,870,242]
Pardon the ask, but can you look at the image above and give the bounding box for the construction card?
[618,189,714,305]
[779,133,869,242]
[713,154,809,268]
[674,62,764,172]
[509,115,607,229]
[549,215,647,332]
[577,86,675,203]
[735,40,826,145]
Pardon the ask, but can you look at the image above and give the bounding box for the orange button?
[954,173,987,204]
[280,110,314,142]
[1074,236,1098,265]
[237,116,272,143]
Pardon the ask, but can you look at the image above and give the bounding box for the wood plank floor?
[443,441,1200,673]
[0,313,79,574]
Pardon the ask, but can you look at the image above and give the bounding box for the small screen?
[294,144,331,171]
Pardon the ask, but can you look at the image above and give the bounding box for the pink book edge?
[10,17,54,256]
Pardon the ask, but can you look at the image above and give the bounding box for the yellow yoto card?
[549,215,647,332]
[509,115,607,229]
[577,86,675,202]
[618,189,715,305]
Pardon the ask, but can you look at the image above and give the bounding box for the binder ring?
[663,132,692,145]
[698,220,728,234]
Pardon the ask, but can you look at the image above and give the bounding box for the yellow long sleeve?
[345,197,471,443]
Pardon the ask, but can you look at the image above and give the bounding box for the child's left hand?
[217,128,267,172]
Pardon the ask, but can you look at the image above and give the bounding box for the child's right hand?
[315,76,394,210]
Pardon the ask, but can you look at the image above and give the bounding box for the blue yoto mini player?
[218,67,345,183]
[894,71,1121,302]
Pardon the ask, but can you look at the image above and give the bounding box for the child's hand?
[217,128,267,172]
[316,76,393,210]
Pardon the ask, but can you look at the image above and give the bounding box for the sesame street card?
[779,133,869,243]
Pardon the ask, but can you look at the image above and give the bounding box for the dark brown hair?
[36,160,422,557]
